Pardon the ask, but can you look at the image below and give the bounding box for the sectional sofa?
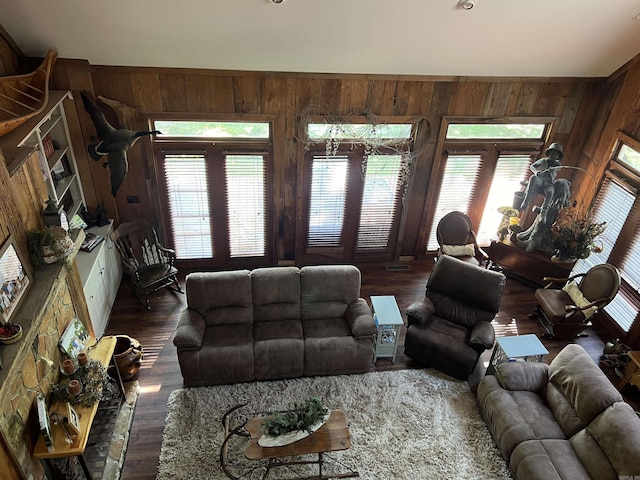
[477,343,640,480]
[173,265,377,386]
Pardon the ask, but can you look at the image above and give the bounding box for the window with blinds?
[572,175,639,332]
[427,154,481,250]
[308,155,348,248]
[163,154,213,259]
[476,154,533,244]
[357,155,403,249]
[225,154,266,258]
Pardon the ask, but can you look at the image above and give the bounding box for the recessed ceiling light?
[458,0,476,10]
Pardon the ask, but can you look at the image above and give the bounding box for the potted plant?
[27,226,75,268]
[550,208,606,262]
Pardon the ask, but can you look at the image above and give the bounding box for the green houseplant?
[550,208,606,262]
[27,226,75,268]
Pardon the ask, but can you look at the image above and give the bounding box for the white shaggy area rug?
[157,369,511,480]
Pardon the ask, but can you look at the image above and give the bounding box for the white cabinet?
[15,90,86,220]
[76,221,123,337]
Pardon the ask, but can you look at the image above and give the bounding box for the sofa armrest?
[173,309,206,350]
[405,297,436,326]
[346,298,377,338]
[495,361,549,393]
[469,320,495,352]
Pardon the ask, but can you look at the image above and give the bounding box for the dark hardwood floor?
[105,259,640,480]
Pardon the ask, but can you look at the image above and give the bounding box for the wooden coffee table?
[221,406,359,479]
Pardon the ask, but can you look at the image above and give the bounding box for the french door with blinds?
[302,147,406,263]
[426,147,537,250]
[156,145,272,268]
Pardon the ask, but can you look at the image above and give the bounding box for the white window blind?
[357,155,403,249]
[573,176,637,332]
[308,155,348,248]
[427,154,481,250]
[476,154,532,245]
[574,178,634,274]
[163,154,213,259]
[225,154,266,258]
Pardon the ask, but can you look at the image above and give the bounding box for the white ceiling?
[2,0,640,78]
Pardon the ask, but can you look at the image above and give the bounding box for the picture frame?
[58,317,89,358]
[65,402,81,435]
[0,235,31,323]
[37,394,54,452]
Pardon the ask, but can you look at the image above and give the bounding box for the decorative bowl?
[0,324,23,344]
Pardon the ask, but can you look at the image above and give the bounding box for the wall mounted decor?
[0,235,31,324]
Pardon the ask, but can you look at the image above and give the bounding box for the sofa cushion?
[547,344,623,434]
[426,256,505,327]
[510,439,592,480]
[185,271,253,326]
[304,336,362,375]
[300,265,361,320]
[254,337,304,380]
[477,375,566,460]
[252,267,300,322]
[572,401,640,479]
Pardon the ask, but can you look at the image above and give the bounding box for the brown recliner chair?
[533,263,620,339]
[436,211,488,267]
[404,255,506,380]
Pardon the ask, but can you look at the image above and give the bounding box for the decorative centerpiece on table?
[550,207,606,263]
[259,397,330,447]
[50,356,111,408]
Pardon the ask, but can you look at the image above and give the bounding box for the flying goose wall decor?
[81,92,160,196]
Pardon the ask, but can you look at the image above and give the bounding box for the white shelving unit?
[10,90,86,220]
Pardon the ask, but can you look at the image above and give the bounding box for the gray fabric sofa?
[173,265,377,386]
[477,343,640,480]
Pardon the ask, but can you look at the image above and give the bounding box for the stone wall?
[0,264,78,480]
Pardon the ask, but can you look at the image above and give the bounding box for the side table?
[371,295,404,362]
[486,334,549,375]
[33,336,121,480]
[617,351,640,391]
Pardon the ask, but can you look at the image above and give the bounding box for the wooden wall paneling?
[262,77,287,260]
[344,79,369,114]
[406,81,454,257]
[159,73,188,112]
[317,78,341,115]
[366,80,397,116]
[232,76,264,113]
[534,82,570,117]
[403,81,434,117]
[448,81,490,115]
[130,72,163,112]
[573,74,630,205]
[208,76,235,113]
[185,75,213,113]
[482,82,514,116]
[622,73,640,139]
[92,69,136,107]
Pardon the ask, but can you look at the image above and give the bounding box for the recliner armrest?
[495,361,549,393]
[405,297,436,326]
[469,320,495,352]
[346,298,377,338]
[173,309,206,350]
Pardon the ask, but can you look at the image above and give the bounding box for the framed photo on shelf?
[37,395,54,452]
[66,402,81,435]
[58,317,90,358]
[0,235,31,323]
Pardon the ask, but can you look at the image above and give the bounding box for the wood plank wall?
[48,61,609,262]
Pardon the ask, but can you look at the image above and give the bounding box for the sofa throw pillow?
[562,281,598,319]
[442,243,475,257]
